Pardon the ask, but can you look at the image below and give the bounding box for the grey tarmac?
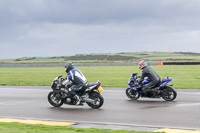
[0,86,200,131]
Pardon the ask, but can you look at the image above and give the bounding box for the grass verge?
[0,122,161,133]
[0,65,199,89]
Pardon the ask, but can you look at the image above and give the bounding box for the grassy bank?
[0,122,160,133]
[0,65,199,89]
[1,52,200,63]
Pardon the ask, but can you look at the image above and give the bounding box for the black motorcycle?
[126,73,177,101]
[48,75,104,109]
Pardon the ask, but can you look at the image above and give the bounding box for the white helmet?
[139,60,148,69]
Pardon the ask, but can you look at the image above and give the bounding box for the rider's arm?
[138,71,145,84]
[62,71,73,87]
[62,78,70,85]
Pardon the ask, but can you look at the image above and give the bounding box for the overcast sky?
[0,0,200,59]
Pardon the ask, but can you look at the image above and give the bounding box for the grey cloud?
[0,0,200,58]
[1,0,200,24]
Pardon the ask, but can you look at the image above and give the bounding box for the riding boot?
[142,89,148,97]
[144,89,151,97]
[74,95,81,105]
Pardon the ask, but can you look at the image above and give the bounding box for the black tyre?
[161,86,177,101]
[87,92,104,109]
[48,91,63,107]
[126,88,140,100]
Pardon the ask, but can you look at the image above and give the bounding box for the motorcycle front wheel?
[87,92,104,109]
[126,88,140,100]
[48,91,63,107]
[161,86,177,101]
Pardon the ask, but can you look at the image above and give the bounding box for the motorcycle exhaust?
[82,97,95,104]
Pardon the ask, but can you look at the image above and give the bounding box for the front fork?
[128,86,143,95]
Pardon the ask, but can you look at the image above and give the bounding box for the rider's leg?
[142,82,155,96]
[69,85,82,105]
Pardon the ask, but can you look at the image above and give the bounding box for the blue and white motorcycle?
[126,73,177,101]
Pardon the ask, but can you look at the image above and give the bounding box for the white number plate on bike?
[98,86,104,93]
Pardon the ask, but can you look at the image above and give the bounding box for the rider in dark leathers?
[138,60,161,96]
[63,63,88,105]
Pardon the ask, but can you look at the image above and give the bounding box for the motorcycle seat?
[87,82,97,87]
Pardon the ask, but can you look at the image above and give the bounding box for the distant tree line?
[15,57,36,61]
[64,55,138,61]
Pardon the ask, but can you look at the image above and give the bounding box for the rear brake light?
[98,84,101,88]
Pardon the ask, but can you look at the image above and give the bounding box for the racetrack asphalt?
[0,86,200,132]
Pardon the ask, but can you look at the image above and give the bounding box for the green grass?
[0,65,200,89]
[0,122,161,133]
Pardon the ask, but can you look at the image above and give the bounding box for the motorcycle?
[48,75,104,109]
[126,73,177,101]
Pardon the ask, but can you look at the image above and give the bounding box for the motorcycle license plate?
[98,86,104,93]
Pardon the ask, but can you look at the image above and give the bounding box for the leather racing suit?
[138,66,161,94]
[63,68,88,96]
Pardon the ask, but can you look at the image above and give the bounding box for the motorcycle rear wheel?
[86,92,104,109]
[126,88,140,100]
[48,91,64,107]
[161,86,177,101]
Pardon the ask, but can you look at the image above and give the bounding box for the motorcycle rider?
[62,62,88,105]
[138,60,161,96]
